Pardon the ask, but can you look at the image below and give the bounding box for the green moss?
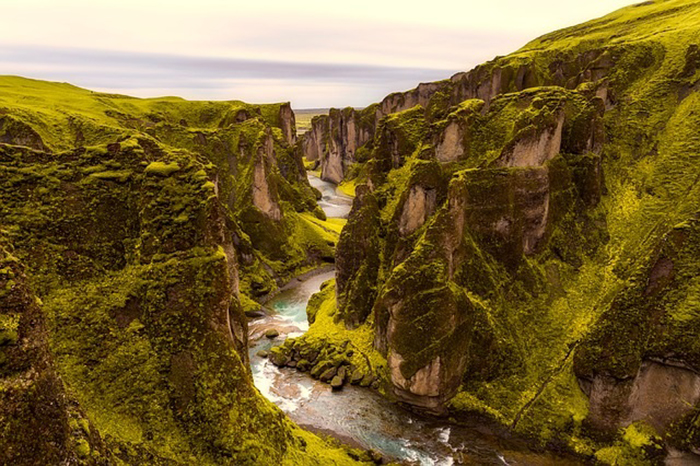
[295,282,387,380]
[88,169,132,182]
[335,187,382,328]
[623,422,660,450]
[0,76,363,464]
[337,179,357,197]
[75,439,91,458]
[144,161,181,176]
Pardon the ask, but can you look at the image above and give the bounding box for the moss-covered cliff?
[0,76,363,465]
[296,1,700,463]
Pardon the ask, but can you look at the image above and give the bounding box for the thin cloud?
[0,45,459,106]
[0,46,454,81]
[0,0,639,107]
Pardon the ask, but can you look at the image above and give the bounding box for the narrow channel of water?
[247,175,579,465]
[308,173,354,219]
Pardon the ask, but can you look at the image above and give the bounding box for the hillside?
[0,76,363,465]
[289,0,700,463]
[3,0,700,464]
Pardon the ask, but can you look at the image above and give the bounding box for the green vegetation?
[337,179,357,197]
[5,0,700,463]
[269,281,388,391]
[297,0,700,463]
[0,76,363,464]
[294,108,329,135]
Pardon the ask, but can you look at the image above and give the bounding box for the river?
[247,175,578,465]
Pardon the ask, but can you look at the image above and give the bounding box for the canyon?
[2,0,700,465]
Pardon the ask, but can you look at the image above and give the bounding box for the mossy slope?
[300,1,700,463]
[0,77,362,464]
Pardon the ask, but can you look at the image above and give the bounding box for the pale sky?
[1,0,638,108]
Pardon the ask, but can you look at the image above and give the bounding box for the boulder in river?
[265,329,280,339]
[350,369,364,385]
[330,375,344,390]
[360,374,375,388]
[337,365,348,382]
[269,347,290,367]
[244,308,266,318]
[256,350,269,358]
[310,360,334,379]
[319,367,338,382]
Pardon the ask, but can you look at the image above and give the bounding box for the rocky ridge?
[294,1,700,463]
[0,77,364,465]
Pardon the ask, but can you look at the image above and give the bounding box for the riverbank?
[245,172,590,465]
[248,274,587,465]
[258,264,335,306]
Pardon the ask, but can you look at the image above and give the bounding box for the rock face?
[252,131,283,221]
[335,185,381,328]
[0,239,106,465]
[300,33,611,185]
[625,362,700,434]
[0,77,358,464]
[0,115,47,151]
[434,122,464,162]
[580,361,700,436]
[302,2,700,463]
[398,185,438,236]
[301,107,376,184]
[279,102,297,146]
[380,82,445,116]
[497,110,565,167]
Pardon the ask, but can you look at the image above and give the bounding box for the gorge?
[3,1,700,465]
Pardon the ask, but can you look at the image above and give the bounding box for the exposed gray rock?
[582,360,700,436]
[319,367,338,382]
[330,375,344,390]
[252,131,282,221]
[435,122,464,162]
[497,111,565,168]
[279,103,297,146]
[624,361,700,433]
[398,185,438,236]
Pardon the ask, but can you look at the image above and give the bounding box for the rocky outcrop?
[434,121,465,162]
[496,89,604,168]
[374,154,598,408]
[252,131,283,221]
[579,360,700,437]
[498,110,565,167]
[391,160,446,240]
[0,115,47,151]
[328,87,608,409]
[460,167,552,260]
[279,103,297,146]
[398,185,438,236]
[380,81,446,116]
[627,361,700,434]
[299,41,616,184]
[374,182,474,410]
[0,77,359,464]
[301,107,376,184]
[0,239,106,465]
[335,185,381,328]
